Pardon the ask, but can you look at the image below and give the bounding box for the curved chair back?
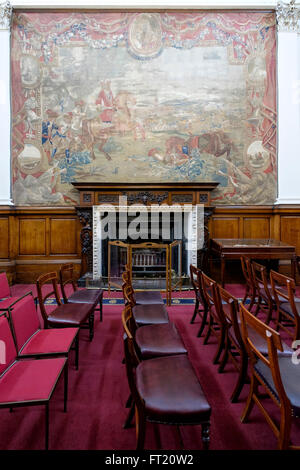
[270,270,300,340]
[240,256,252,286]
[122,270,131,288]
[217,285,241,345]
[122,283,136,307]
[189,265,206,304]
[59,263,78,303]
[251,261,272,300]
[239,302,296,450]
[201,271,218,314]
[36,272,62,327]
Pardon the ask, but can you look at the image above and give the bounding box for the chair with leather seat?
[122,283,169,327]
[122,268,164,305]
[7,291,80,369]
[59,263,104,322]
[122,304,187,428]
[201,271,227,365]
[270,270,300,341]
[36,271,95,342]
[240,256,256,311]
[239,302,300,450]
[214,285,248,402]
[123,311,212,450]
[251,261,276,324]
[0,312,68,450]
[122,304,187,361]
[189,265,208,337]
[216,285,293,403]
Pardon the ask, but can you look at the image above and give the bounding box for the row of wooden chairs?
[0,264,103,449]
[190,263,300,450]
[121,268,212,450]
[241,256,300,341]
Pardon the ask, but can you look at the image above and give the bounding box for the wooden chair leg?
[213,327,225,364]
[124,402,135,429]
[218,333,230,373]
[197,306,208,338]
[135,405,146,451]
[254,296,261,316]
[230,353,248,403]
[203,314,213,345]
[248,289,256,312]
[45,403,49,451]
[89,312,94,341]
[241,374,259,423]
[265,302,274,325]
[100,298,103,322]
[201,422,210,450]
[125,394,132,408]
[75,334,79,370]
[190,299,199,324]
[242,285,249,304]
[278,408,292,450]
[64,363,68,413]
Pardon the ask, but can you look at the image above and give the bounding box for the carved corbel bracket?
[277,0,300,32]
[0,1,12,30]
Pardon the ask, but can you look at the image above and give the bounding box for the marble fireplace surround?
[72,182,218,280]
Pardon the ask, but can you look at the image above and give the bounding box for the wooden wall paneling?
[50,218,77,255]
[280,216,300,253]
[19,218,46,256]
[0,217,9,259]
[243,217,270,239]
[211,217,239,239]
[45,216,50,257]
[0,205,299,284]
[238,217,244,238]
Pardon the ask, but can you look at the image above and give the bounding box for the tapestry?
[11,11,277,205]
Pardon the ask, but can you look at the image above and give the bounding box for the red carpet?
[1,285,300,450]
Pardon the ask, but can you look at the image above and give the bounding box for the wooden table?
[210,238,297,286]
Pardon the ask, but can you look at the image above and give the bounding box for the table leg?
[292,255,297,282]
[221,255,225,287]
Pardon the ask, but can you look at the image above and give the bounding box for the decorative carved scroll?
[122,191,169,205]
[0,1,12,30]
[276,0,300,31]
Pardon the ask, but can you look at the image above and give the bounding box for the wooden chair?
[36,271,95,342]
[6,291,79,369]
[270,270,300,341]
[122,304,187,360]
[123,307,212,450]
[239,302,300,450]
[201,271,228,365]
[189,265,208,337]
[59,263,103,322]
[121,269,164,305]
[0,312,68,450]
[122,304,187,428]
[251,261,276,324]
[213,285,248,402]
[240,256,256,311]
[122,283,169,327]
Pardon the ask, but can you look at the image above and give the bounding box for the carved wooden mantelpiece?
[72,182,219,277]
[72,182,219,207]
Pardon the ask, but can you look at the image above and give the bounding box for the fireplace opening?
[92,204,204,290]
[103,212,187,279]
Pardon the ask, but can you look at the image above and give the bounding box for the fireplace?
[72,182,218,289]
